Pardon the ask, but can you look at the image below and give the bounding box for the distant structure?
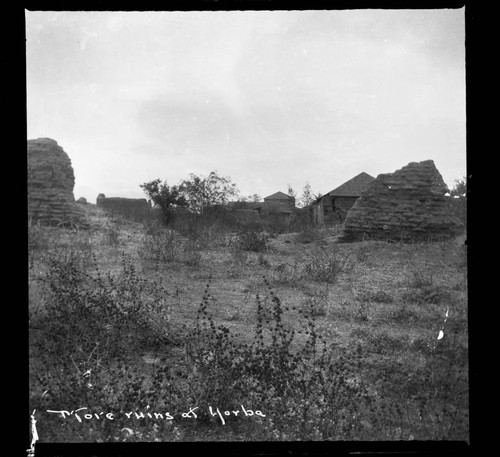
[227,191,296,215]
[27,138,89,228]
[227,201,264,212]
[339,160,464,242]
[262,191,296,214]
[96,194,151,222]
[225,191,296,224]
[311,172,375,226]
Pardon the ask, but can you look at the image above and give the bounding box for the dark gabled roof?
[264,191,294,200]
[328,172,375,197]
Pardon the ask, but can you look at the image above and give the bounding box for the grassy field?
[28,204,469,443]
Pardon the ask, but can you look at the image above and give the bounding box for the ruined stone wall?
[28,138,88,228]
[96,195,151,222]
[312,195,351,227]
[228,209,262,224]
[340,160,464,242]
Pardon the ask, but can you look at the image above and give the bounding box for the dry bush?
[302,247,353,283]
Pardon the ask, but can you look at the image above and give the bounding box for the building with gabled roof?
[263,191,295,214]
[312,172,375,226]
[328,172,375,197]
[225,190,296,223]
[264,191,292,200]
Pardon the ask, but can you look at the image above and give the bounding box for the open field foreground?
[28,205,468,443]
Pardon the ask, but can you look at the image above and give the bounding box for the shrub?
[287,207,314,233]
[301,286,330,317]
[139,227,201,268]
[139,228,179,264]
[407,263,435,288]
[29,249,185,441]
[229,245,249,277]
[171,208,232,249]
[31,251,172,360]
[28,223,52,254]
[271,261,303,286]
[402,262,453,305]
[182,276,370,439]
[235,230,269,253]
[293,226,327,245]
[271,248,351,287]
[182,239,202,268]
[302,247,352,283]
[260,213,291,235]
[363,335,469,440]
[103,223,121,247]
[351,292,469,441]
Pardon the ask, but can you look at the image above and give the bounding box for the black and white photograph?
[26,4,470,454]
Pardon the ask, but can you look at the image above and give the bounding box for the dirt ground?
[28,205,469,442]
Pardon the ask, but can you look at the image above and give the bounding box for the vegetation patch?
[28,203,468,443]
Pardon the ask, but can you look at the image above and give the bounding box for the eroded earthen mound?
[28,138,88,228]
[339,160,464,242]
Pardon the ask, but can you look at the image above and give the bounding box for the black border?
[20,1,481,456]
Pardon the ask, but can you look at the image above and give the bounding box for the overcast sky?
[26,8,466,202]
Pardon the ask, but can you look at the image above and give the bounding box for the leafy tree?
[448,177,467,228]
[179,171,239,213]
[139,179,188,223]
[298,182,316,208]
[450,177,467,198]
[287,185,297,200]
[239,193,262,203]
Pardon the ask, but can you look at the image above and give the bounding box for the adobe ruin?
[339,160,464,242]
[96,194,151,222]
[28,138,89,228]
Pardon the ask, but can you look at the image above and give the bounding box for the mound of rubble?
[339,160,464,242]
[28,138,88,228]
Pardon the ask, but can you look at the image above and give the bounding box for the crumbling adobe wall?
[28,138,89,228]
[339,160,464,242]
[226,209,261,224]
[96,194,151,222]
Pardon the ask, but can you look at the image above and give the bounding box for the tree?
[140,179,188,223]
[239,193,261,203]
[298,182,316,208]
[450,177,467,198]
[287,185,297,200]
[448,177,467,228]
[179,171,239,213]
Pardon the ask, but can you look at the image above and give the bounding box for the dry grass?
[28,205,468,443]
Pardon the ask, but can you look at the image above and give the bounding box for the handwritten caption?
[47,405,265,426]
